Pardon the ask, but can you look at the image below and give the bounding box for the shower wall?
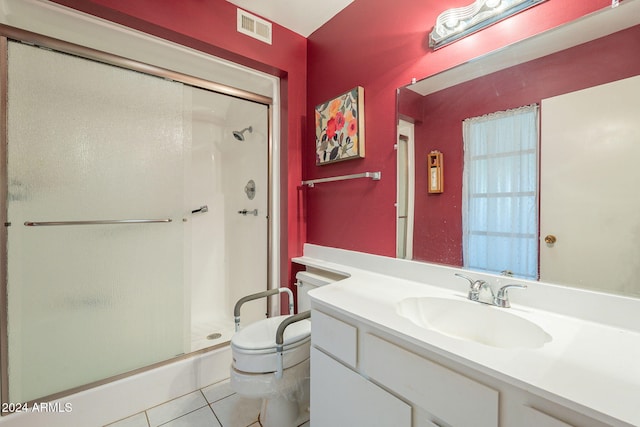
[4,41,270,403]
[189,87,268,351]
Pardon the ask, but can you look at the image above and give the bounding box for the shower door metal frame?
[0,24,275,408]
[0,34,9,411]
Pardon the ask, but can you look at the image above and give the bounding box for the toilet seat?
[231,315,311,373]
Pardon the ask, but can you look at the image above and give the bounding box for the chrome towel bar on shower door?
[23,218,173,226]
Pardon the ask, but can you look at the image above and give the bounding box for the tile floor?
[104,379,310,427]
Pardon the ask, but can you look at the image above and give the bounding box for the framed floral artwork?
[315,86,365,165]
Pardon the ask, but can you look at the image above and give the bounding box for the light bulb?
[445,18,459,29]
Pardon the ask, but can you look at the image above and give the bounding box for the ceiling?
[226,0,354,37]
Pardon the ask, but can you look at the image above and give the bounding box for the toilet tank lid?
[295,271,339,287]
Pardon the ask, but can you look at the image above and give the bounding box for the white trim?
[397,120,415,260]
[269,86,282,315]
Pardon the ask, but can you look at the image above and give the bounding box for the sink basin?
[396,297,552,349]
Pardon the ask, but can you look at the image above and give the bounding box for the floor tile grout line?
[102,411,150,427]
[155,404,211,427]
[205,389,251,427]
[198,388,223,423]
[144,389,206,413]
[150,389,211,427]
[201,385,236,405]
[105,381,241,427]
[154,386,236,427]
[207,391,237,405]
[205,401,224,427]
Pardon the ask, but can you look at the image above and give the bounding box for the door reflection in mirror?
[396,120,415,259]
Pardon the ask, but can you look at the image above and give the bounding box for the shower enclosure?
[1,33,271,404]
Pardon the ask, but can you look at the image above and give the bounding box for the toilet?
[230,270,339,427]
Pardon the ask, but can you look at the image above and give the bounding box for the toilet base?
[231,358,310,427]
[260,395,299,427]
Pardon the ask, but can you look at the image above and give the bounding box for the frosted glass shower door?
[6,42,187,402]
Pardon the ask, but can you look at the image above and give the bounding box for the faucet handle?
[454,273,475,286]
[455,273,486,301]
[495,284,527,308]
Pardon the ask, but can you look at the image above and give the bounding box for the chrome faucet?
[455,273,493,304]
[494,284,527,308]
[455,273,527,308]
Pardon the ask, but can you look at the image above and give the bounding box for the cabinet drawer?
[522,406,575,427]
[362,333,498,427]
[311,310,357,368]
[311,347,411,426]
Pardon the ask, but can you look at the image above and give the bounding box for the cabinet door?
[362,334,498,427]
[311,347,411,426]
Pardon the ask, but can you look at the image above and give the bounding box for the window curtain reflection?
[462,104,539,279]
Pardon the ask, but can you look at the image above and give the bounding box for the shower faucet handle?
[191,205,209,214]
[238,209,258,216]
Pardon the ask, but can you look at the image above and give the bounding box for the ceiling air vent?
[237,9,272,45]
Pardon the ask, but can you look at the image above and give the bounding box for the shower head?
[232,126,253,141]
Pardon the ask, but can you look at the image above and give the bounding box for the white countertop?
[294,245,640,427]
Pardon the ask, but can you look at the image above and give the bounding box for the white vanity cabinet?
[310,307,497,427]
[310,306,611,427]
[310,310,411,426]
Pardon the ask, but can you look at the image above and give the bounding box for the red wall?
[412,25,640,265]
[51,0,308,289]
[49,0,619,276]
[305,0,611,257]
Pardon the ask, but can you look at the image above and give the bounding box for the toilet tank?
[295,268,344,312]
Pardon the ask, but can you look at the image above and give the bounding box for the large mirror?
[396,0,640,297]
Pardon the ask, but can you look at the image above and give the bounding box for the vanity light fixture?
[429,0,547,49]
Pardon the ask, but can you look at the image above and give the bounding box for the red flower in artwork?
[335,111,345,131]
[347,119,357,137]
[326,117,336,139]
